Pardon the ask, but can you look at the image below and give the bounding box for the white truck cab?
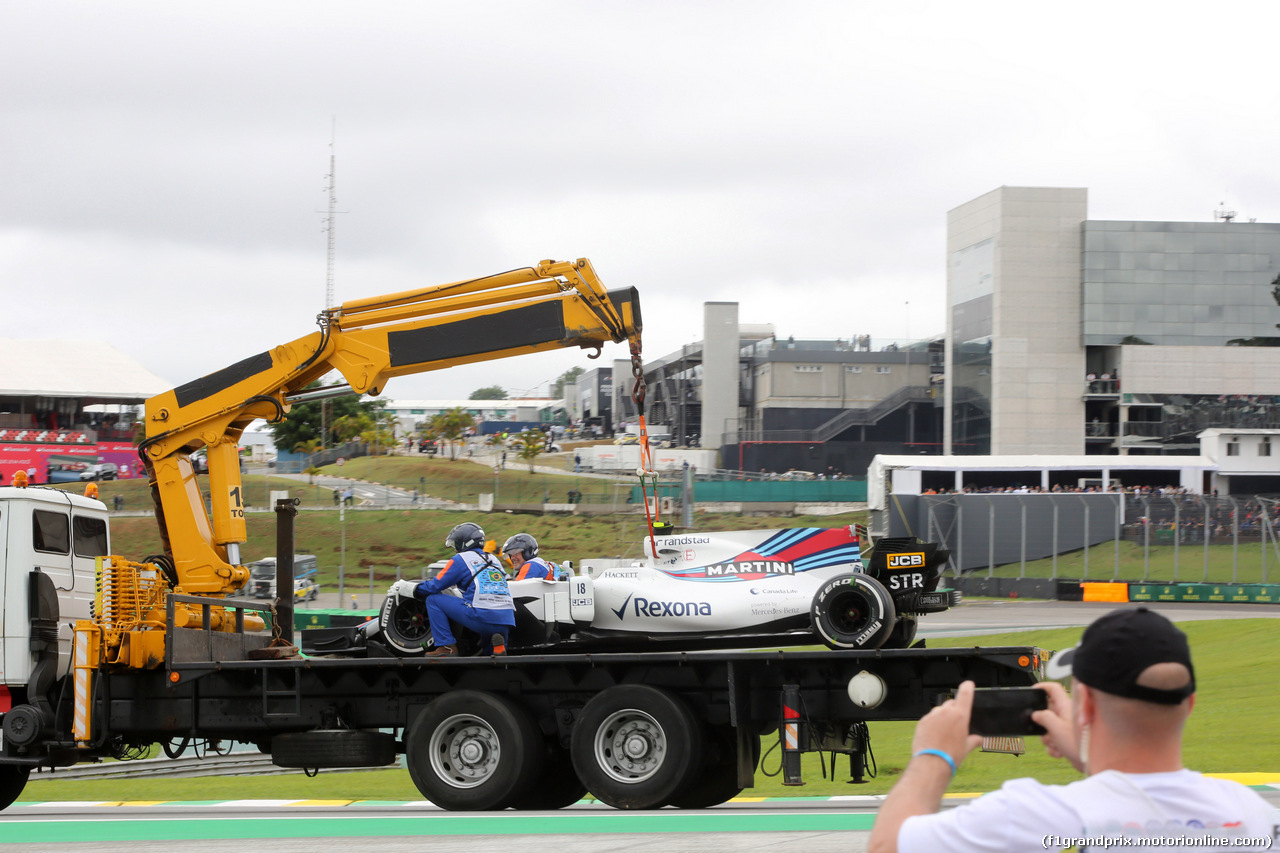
[1,486,107,693]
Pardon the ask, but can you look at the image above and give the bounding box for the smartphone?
[969,687,1048,736]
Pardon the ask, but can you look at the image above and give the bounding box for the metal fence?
[890,493,1280,583]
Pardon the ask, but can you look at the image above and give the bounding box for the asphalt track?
[4,600,1276,851]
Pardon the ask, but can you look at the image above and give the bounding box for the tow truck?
[0,258,1042,813]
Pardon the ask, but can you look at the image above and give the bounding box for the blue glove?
[414,581,432,599]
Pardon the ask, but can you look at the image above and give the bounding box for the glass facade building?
[1082,221,1280,347]
[946,187,1280,460]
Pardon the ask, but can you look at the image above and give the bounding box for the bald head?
[1081,662,1194,741]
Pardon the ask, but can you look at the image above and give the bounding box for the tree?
[425,407,474,460]
[332,413,374,444]
[469,385,507,401]
[265,383,386,452]
[552,366,585,398]
[292,438,323,467]
[513,429,546,473]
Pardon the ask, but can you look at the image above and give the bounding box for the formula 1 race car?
[303,526,958,658]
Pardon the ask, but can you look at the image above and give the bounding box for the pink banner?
[0,441,141,485]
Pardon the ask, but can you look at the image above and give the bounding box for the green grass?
[980,539,1280,585]
[20,619,1278,803]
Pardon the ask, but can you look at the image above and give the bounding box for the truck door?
[31,507,102,676]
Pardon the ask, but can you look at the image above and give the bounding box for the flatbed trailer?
[11,587,1042,811]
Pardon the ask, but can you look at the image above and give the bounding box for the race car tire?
[666,726,760,809]
[0,765,30,811]
[810,573,897,650]
[509,737,588,809]
[570,685,705,810]
[379,594,431,656]
[406,691,544,811]
[883,615,919,649]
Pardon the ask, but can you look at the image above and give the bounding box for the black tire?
[508,737,587,810]
[666,726,760,809]
[570,685,704,810]
[0,765,29,811]
[405,691,544,811]
[379,594,431,656]
[883,615,919,649]
[270,730,397,768]
[810,573,896,650]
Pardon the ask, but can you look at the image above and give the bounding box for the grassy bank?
[20,618,1278,802]
[106,509,864,589]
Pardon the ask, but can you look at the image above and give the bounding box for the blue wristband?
[913,748,957,776]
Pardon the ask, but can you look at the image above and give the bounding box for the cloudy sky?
[3,1,1276,407]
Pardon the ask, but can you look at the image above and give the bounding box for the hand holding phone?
[968,687,1048,736]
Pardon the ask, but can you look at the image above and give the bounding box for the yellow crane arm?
[141,258,641,595]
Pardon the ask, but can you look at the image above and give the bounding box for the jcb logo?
[887,553,925,568]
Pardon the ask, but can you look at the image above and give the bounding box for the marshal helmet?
[445,522,486,552]
[501,533,539,561]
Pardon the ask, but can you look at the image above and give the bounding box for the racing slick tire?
[0,765,30,811]
[810,573,897,651]
[509,737,588,810]
[570,685,705,810]
[666,725,761,809]
[379,594,431,656]
[406,691,544,811]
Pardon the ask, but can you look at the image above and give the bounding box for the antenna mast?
[324,121,338,310]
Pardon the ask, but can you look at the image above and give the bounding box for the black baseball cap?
[1045,607,1195,705]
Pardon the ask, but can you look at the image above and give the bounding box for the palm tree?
[293,439,324,483]
[515,429,546,473]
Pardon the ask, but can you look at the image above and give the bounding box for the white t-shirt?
[899,770,1279,852]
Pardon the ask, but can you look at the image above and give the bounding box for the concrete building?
[634,310,939,473]
[946,187,1280,456]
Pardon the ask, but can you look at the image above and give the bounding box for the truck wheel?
[883,615,919,649]
[570,685,704,810]
[379,594,430,656]
[810,573,896,650]
[508,738,587,810]
[406,691,543,811]
[0,765,30,811]
[666,726,760,809]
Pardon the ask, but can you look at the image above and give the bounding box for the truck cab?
[247,554,318,599]
[1,487,107,695]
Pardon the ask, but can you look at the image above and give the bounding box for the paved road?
[918,598,1280,640]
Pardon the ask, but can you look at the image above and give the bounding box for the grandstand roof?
[0,339,172,403]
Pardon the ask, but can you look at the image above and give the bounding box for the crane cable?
[629,344,660,556]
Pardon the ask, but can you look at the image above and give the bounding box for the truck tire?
[508,738,587,810]
[379,594,430,656]
[406,691,543,811]
[810,573,896,650]
[666,726,760,809]
[570,685,705,810]
[0,765,30,811]
[271,729,397,769]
